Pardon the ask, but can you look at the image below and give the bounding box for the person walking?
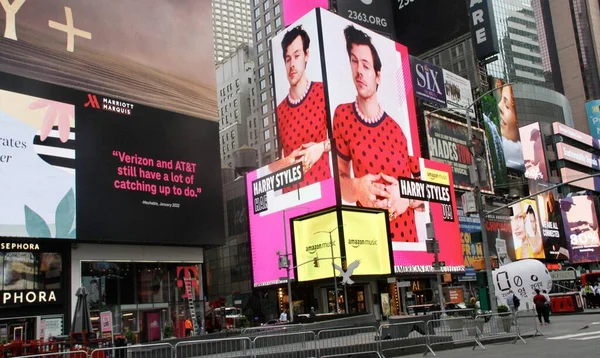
[279,310,288,323]
[185,317,193,336]
[533,289,549,325]
[542,290,551,324]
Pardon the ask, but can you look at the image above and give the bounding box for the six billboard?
[410,57,446,106]
[560,195,600,264]
[425,112,493,193]
[519,122,548,181]
[0,72,224,244]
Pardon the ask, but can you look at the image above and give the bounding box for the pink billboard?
[282,0,329,26]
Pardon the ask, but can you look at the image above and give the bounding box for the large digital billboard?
[519,122,548,181]
[425,112,493,193]
[536,190,568,260]
[410,57,446,106]
[586,99,600,140]
[553,122,600,191]
[509,199,545,260]
[560,195,600,264]
[282,0,329,27]
[0,0,216,121]
[482,79,525,172]
[485,211,514,266]
[0,72,224,244]
[442,70,475,118]
[458,208,483,269]
[248,11,337,287]
[318,10,461,273]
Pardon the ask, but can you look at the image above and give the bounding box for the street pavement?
[403,313,600,357]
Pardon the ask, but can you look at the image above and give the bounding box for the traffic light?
[313,257,319,268]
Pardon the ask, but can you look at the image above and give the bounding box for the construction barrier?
[175,337,251,358]
[378,320,435,357]
[515,309,544,341]
[427,317,485,352]
[318,326,378,357]
[252,331,318,358]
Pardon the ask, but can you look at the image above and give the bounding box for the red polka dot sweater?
[333,102,421,243]
[276,81,331,192]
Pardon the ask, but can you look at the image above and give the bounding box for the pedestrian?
[584,284,593,308]
[542,290,551,324]
[533,289,549,325]
[506,290,516,313]
[309,306,317,319]
[185,316,193,336]
[279,309,288,323]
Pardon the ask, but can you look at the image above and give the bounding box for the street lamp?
[424,82,514,312]
[281,207,310,323]
[314,225,345,314]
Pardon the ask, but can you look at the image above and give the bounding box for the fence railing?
[11,312,544,358]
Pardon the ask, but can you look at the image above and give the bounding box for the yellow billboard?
[342,210,392,276]
[292,211,342,282]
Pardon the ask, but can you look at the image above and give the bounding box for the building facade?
[212,0,254,63]
[217,44,255,167]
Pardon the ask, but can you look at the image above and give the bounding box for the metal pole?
[343,283,349,314]
[465,98,497,311]
[430,210,445,314]
[283,210,294,322]
[329,231,340,314]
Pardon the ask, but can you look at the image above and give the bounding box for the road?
[404,313,600,358]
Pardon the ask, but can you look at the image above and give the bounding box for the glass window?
[235,79,240,88]
[0,252,63,291]
[275,16,281,28]
[263,0,269,11]
[265,11,271,22]
[261,104,268,114]
[255,18,262,30]
[259,67,265,78]
[234,109,239,118]
[274,4,281,15]
[259,79,266,90]
[264,129,270,140]
[265,23,272,35]
[261,91,267,102]
[256,31,262,42]
[254,7,260,18]
[265,142,271,152]
[262,117,269,127]
[258,55,264,66]
[257,42,264,53]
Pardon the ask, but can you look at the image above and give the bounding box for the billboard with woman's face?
[510,199,545,260]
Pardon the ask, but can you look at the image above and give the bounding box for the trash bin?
[114,337,127,358]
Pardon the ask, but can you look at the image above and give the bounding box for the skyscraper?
[212,0,254,63]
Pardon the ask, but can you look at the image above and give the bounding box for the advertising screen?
[442,70,475,118]
[458,208,483,269]
[248,11,336,287]
[291,210,342,282]
[424,112,493,193]
[560,195,600,264]
[341,209,391,276]
[0,72,224,245]
[335,0,395,39]
[485,211,514,266]
[509,199,545,260]
[519,122,548,181]
[586,100,600,140]
[410,57,446,106]
[552,122,600,149]
[536,190,568,260]
[282,0,329,27]
[0,1,216,121]
[482,79,525,173]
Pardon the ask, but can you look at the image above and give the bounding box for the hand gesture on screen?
[381,173,410,220]
[352,173,390,208]
[300,141,325,173]
[29,99,73,143]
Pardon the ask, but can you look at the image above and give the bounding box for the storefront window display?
[80,262,203,342]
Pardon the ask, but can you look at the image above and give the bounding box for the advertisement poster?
[510,199,545,260]
[1,252,36,290]
[410,57,446,106]
[100,311,112,333]
[442,70,475,118]
[555,138,600,191]
[537,190,568,260]
[291,211,342,282]
[485,211,514,265]
[425,112,493,192]
[482,79,525,177]
[0,73,224,245]
[335,0,396,38]
[553,121,600,149]
[458,208,483,268]
[0,0,216,121]
[519,122,548,181]
[40,316,63,341]
[586,99,600,140]
[282,0,329,26]
[560,195,600,264]
[248,11,336,287]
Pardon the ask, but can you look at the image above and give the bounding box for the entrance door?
[144,311,161,342]
[10,324,26,341]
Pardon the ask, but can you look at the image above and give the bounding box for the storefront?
[0,240,71,343]
[71,244,204,343]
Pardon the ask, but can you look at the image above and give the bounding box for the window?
[259,67,265,78]
[263,0,269,11]
[234,109,239,118]
[258,42,264,53]
[248,77,252,84]
[255,18,262,30]
[234,99,238,107]
[265,142,271,152]
[261,104,268,114]
[262,117,269,127]
[264,129,270,140]
[254,7,260,18]
[253,0,259,7]
[274,4,281,15]
[256,31,262,42]
[235,79,240,88]
[275,16,281,28]
[265,11,271,22]
[260,91,267,102]
[259,79,266,90]
[265,23,272,35]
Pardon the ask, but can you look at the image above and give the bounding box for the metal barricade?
[175,337,252,358]
[90,342,174,358]
[241,324,305,338]
[515,309,544,342]
[427,317,485,352]
[13,352,88,358]
[378,320,435,357]
[427,308,475,321]
[474,312,524,344]
[321,351,383,358]
[252,331,317,358]
[317,326,378,357]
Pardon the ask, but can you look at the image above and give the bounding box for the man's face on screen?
[350,44,380,100]
[285,36,308,87]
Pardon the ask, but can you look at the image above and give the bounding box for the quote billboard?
[509,199,545,260]
[519,122,548,182]
[537,190,568,260]
[560,195,600,264]
[248,11,336,287]
[482,79,525,174]
[424,112,493,193]
[0,0,216,121]
[0,72,224,244]
[318,10,461,273]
